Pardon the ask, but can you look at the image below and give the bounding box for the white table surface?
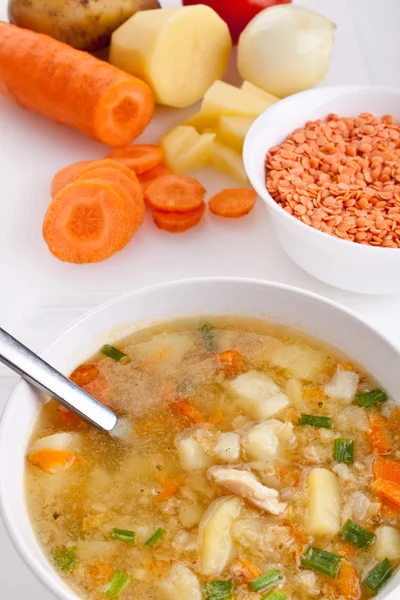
[0,0,399,597]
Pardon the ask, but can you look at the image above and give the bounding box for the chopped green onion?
[204,579,234,600]
[249,569,283,592]
[53,546,76,571]
[363,558,393,595]
[145,527,166,547]
[112,528,135,543]
[101,345,127,362]
[298,414,333,429]
[261,591,287,600]
[356,388,387,408]
[105,570,131,598]
[301,547,341,579]
[334,438,354,463]
[340,519,375,548]
[199,323,218,352]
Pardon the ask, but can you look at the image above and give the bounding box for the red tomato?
[182,0,292,44]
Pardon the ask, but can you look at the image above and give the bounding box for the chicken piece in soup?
[25,318,400,600]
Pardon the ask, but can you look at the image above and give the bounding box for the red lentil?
[265,112,400,247]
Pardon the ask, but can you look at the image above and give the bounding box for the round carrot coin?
[146,174,206,213]
[208,188,257,218]
[78,159,140,184]
[138,163,171,193]
[152,202,206,233]
[43,180,144,263]
[77,167,144,208]
[51,160,94,197]
[107,144,164,174]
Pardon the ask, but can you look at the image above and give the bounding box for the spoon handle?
[0,327,117,432]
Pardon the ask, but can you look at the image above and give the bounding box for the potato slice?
[179,500,205,529]
[202,80,271,118]
[184,112,219,132]
[306,468,340,536]
[324,366,359,405]
[178,437,213,471]
[228,370,289,419]
[110,6,232,108]
[374,526,400,561]
[160,564,202,600]
[162,126,215,173]
[211,140,248,184]
[241,81,280,104]
[199,496,242,576]
[29,432,83,453]
[266,342,327,380]
[217,116,255,152]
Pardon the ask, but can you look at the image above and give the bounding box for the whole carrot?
[0,22,155,147]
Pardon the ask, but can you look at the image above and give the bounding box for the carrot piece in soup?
[170,399,204,425]
[107,145,164,174]
[209,408,224,426]
[219,349,246,378]
[335,560,361,600]
[28,449,79,474]
[70,364,100,387]
[372,479,400,507]
[373,456,400,484]
[369,415,392,455]
[237,556,261,581]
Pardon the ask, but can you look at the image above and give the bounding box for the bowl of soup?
[1,278,400,600]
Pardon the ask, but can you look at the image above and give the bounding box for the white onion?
[237,5,336,98]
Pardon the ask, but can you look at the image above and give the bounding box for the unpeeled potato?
[110,6,232,108]
[8,0,160,51]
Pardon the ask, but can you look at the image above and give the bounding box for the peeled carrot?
[78,168,145,210]
[304,388,324,400]
[372,479,400,507]
[51,160,94,197]
[219,350,247,378]
[87,561,114,586]
[43,180,144,263]
[82,375,110,406]
[0,22,154,147]
[28,449,79,474]
[237,556,261,581]
[369,415,392,455]
[335,560,361,600]
[70,363,100,387]
[373,456,400,484]
[77,159,140,185]
[57,407,84,427]
[107,145,164,174]
[146,174,206,213]
[170,399,204,425]
[138,163,171,193]
[157,475,185,501]
[152,202,206,233]
[208,188,257,218]
[209,408,224,426]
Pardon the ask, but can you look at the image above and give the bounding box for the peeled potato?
[201,80,272,118]
[110,6,232,107]
[217,116,254,152]
[184,112,219,133]
[241,81,280,104]
[211,140,249,184]
[162,126,215,173]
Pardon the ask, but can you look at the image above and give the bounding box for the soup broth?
[26,318,400,600]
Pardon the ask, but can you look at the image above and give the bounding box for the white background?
[0,0,400,596]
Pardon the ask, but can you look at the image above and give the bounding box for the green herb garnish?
[249,569,283,592]
[101,345,128,362]
[298,414,333,429]
[145,527,165,547]
[204,579,234,600]
[53,546,76,571]
[334,438,354,463]
[301,547,341,579]
[356,388,387,407]
[105,570,131,598]
[112,528,135,543]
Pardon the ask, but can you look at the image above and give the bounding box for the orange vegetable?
[138,163,171,193]
[304,388,324,400]
[107,145,164,174]
[56,407,85,427]
[170,399,204,425]
[28,449,79,474]
[369,415,392,455]
[237,556,261,581]
[281,407,299,424]
[334,540,357,558]
[78,159,140,185]
[335,560,361,600]
[82,375,110,406]
[43,180,144,263]
[278,466,300,487]
[0,22,154,147]
[219,349,247,378]
[87,561,114,586]
[152,202,206,233]
[278,519,308,560]
[77,168,144,206]
[51,160,94,197]
[209,408,224,426]
[372,479,400,507]
[380,500,398,519]
[70,363,100,387]
[208,188,257,218]
[146,174,206,213]
[157,475,185,501]
[373,456,400,484]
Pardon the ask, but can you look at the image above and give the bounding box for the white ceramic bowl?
[1,278,400,600]
[243,85,400,294]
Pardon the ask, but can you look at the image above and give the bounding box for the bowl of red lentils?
[243,86,400,294]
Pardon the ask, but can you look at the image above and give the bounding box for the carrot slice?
[152,202,206,233]
[208,188,257,218]
[82,375,110,406]
[77,168,144,209]
[373,456,400,484]
[56,407,85,427]
[43,180,144,263]
[77,159,140,185]
[170,399,204,425]
[70,363,100,387]
[28,449,79,474]
[107,145,164,174]
[146,174,206,213]
[335,560,361,600]
[87,562,114,586]
[138,163,171,193]
[369,415,392,455]
[51,160,94,197]
[0,22,154,147]
[157,474,186,501]
[219,350,247,378]
[372,479,400,507]
[237,557,261,581]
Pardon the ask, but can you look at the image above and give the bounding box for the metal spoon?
[0,327,119,434]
